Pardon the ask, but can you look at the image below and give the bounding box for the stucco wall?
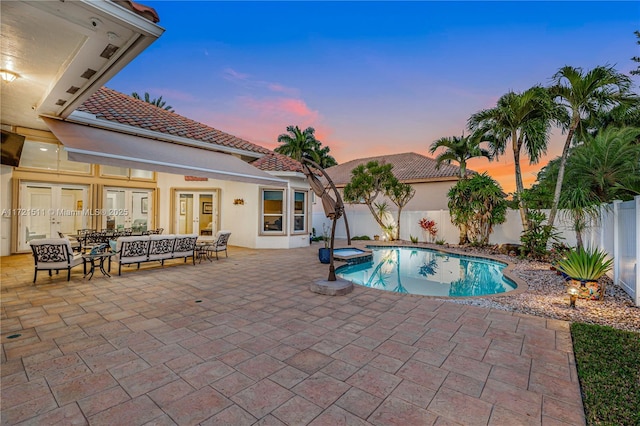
[1,165,13,256]
[156,173,312,250]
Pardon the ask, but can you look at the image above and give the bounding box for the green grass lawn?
[571,323,640,425]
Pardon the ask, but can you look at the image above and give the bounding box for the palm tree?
[429,132,492,178]
[547,65,632,227]
[468,86,562,230]
[313,144,338,168]
[567,126,640,202]
[631,30,640,76]
[131,92,174,112]
[275,125,318,162]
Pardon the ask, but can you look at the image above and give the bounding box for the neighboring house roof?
[251,152,304,173]
[113,0,160,23]
[78,87,272,156]
[325,152,467,186]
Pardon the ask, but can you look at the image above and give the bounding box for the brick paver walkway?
[1,244,585,425]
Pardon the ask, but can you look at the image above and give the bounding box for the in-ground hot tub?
[332,247,373,264]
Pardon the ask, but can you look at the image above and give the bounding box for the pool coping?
[335,241,528,299]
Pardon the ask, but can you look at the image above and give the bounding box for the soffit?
[1,0,163,131]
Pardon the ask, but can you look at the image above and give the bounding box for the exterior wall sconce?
[0,69,19,83]
[233,198,244,205]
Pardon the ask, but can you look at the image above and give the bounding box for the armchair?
[207,230,231,260]
[29,238,85,283]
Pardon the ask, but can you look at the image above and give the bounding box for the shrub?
[556,247,613,281]
[351,235,371,241]
[418,218,438,242]
[410,235,418,243]
[519,210,560,259]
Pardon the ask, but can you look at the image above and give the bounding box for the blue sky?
[109,1,639,192]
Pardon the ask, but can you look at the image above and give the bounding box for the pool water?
[336,246,516,297]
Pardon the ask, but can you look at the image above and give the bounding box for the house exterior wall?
[1,165,13,256]
[1,128,311,254]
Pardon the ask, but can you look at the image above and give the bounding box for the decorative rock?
[309,279,354,296]
[440,245,640,333]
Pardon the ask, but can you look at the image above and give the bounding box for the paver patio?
[1,244,585,425]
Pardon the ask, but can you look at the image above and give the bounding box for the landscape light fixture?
[0,69,19,83]
[567,285,579,308]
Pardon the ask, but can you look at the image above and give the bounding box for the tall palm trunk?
[513,133,528,231]
[548,114,580,226]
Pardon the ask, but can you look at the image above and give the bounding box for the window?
[261,189,284,234]
[19,140,91,173]
[293,191,307,233]
[101,165,154,180]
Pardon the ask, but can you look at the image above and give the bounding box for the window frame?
[99,165,155,181]
[291,189,308,235]
[259,188,286,236]
[17,139,93,176]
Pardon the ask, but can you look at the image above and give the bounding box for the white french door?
[104,188,153,233]
[18,182,89,251]
[175,191,218,239]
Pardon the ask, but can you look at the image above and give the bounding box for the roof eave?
[66,110,265,160]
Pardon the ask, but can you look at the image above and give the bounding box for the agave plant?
[556,247,613,281]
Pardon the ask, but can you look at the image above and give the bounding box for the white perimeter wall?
[313,206,578,246]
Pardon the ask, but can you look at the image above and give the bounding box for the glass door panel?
[175,191,218,238]
[18,182,88,251]
[104,188,153,233]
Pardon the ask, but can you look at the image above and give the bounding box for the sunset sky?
[110,1,639,193]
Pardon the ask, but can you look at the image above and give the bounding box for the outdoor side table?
[82,251,115,279]
[195,242,213,263]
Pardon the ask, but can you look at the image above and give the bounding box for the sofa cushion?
[173,234,198,258]
[116,235,150,263]
[148,234,176,261]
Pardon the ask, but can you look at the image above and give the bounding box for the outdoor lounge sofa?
[29,238,85,283]
[113,234,198,275]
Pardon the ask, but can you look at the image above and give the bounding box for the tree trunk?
[395,207,403,240]
[575,229,583,250]
[513,133,528,231]
[366,202,387,231]
[549,114,580,227]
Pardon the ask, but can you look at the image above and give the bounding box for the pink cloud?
[240,96,321,123]
[266,83,299,96]
[223,68,250,81]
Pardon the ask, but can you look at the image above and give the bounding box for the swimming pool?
[336,246,517,297]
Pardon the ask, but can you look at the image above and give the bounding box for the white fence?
[584,198,639,307]
[313,196,639,306]
[313,207,577,246]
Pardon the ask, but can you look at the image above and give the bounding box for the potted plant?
[555,247,613,300]
[318,224,331,264]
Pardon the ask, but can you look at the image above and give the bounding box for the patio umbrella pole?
[301,156,353,294]
[328,217,337,281]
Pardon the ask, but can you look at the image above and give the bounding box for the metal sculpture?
[301,156,351,281]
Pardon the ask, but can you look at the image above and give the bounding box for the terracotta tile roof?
[112,0,160,23]
[78,87,272,156]
[325,152,468,186]
[251,152,304,173]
